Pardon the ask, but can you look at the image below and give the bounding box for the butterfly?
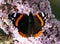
[8,12,46,37]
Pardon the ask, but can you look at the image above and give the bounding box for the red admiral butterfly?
[8,12,46,37]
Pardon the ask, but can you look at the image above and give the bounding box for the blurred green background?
[50,0,60,20]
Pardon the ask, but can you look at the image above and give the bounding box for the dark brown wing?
[33,13,45,37]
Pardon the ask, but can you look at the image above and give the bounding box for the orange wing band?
[34,30,43,37]
[35,14,44,26]
[19,32,27,37]
[15,14,23,26]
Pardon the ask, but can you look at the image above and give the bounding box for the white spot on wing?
[14,13,16,17]
[41,12,44,17]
